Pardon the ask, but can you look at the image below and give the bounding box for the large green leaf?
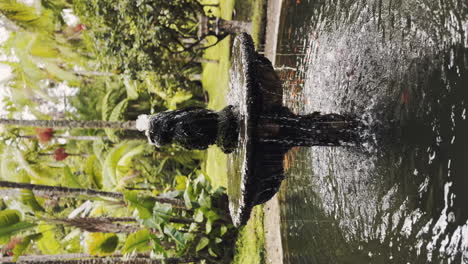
[101,90,114,122]
[123,191,154,220]
[102,141,144,190]
[123,77,139,100]
[92,139,106,164]
[102,91,128,142]
[104,99,128,142]
[196,237,209,252]
[62,166,83,188]
[0,147,28,183]
[163,226,186,246]
[13,148,54,185]
[183,184,195,210]
[115,145,145,189]
[13,233,43,261]
[20,190,45,212]
[30,39,60,58]
[198,190,212,208]
[149,234,166,255]
[102,143,129,190]
[86,233,119,256]
[0,210,35,244]
[85,155,102,188]
[42,61,78,82]
[0,222,36,244]
[122,229,152,254]
[166,90,192,110]
[193,209,204,223]
[174,175,187,191]
[36,224,61,254]
[0,210,21,230]
[150,202,173,231]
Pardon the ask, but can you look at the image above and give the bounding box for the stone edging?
[263,0,284,263]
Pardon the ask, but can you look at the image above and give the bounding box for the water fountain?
[138,33,360,227]
[137,0,468,259]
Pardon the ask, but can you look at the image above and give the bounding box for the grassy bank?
[201,0,267,263]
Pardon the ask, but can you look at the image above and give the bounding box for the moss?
[232,206,266,264]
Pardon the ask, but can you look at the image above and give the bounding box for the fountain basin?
[227,33,359,226]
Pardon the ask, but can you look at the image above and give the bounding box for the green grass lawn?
[201,0,234,189]
[201,0,267,263]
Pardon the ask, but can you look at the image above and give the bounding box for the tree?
[72,0,208,94]
[0,119,137,130]
[46,217,140,234]
[0,255,199,264]
[0,181,185,207]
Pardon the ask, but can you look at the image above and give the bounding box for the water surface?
[274,0,468,263]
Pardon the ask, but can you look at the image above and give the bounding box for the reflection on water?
[275,0,468,263]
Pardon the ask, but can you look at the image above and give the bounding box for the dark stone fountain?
[139,33,359,227]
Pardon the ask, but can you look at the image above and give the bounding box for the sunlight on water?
[276,0,468,263]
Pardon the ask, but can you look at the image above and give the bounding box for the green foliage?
[72,0,205,96]
[196,237,210,252]
[0,209,36,244]
[20,190,45,213]
[104,99,129,142]
[12,233,43,261]
[102,141,146,190]
[63,166,84,188]
[85,155,103,188]
[36,224,62,254]
[0,0,89,116]
[0,0,55,32]
[124,190,156,220]
[125,172,236,261]
[86,233,119,256]
[122,229,152,254]
[0,0,238,262]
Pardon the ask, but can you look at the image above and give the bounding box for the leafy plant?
[124,172,236,263]
[0,209,36,244]
[72,0,206,98]
[86,233,119,256]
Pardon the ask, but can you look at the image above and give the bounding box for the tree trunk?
[47,217,140,234]
[0,119,137,130]
[72,70,116,77]
[39,153,89,157]
[0,253,90,263]
[48,217,190,235]
[12,257,199,264]
[192,58,218,64]
[0,181,186,208]
[0,254,199,264]
[0,181,123,199]
[20,135,109,141]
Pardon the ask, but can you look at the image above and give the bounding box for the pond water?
[274,0,468,263]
